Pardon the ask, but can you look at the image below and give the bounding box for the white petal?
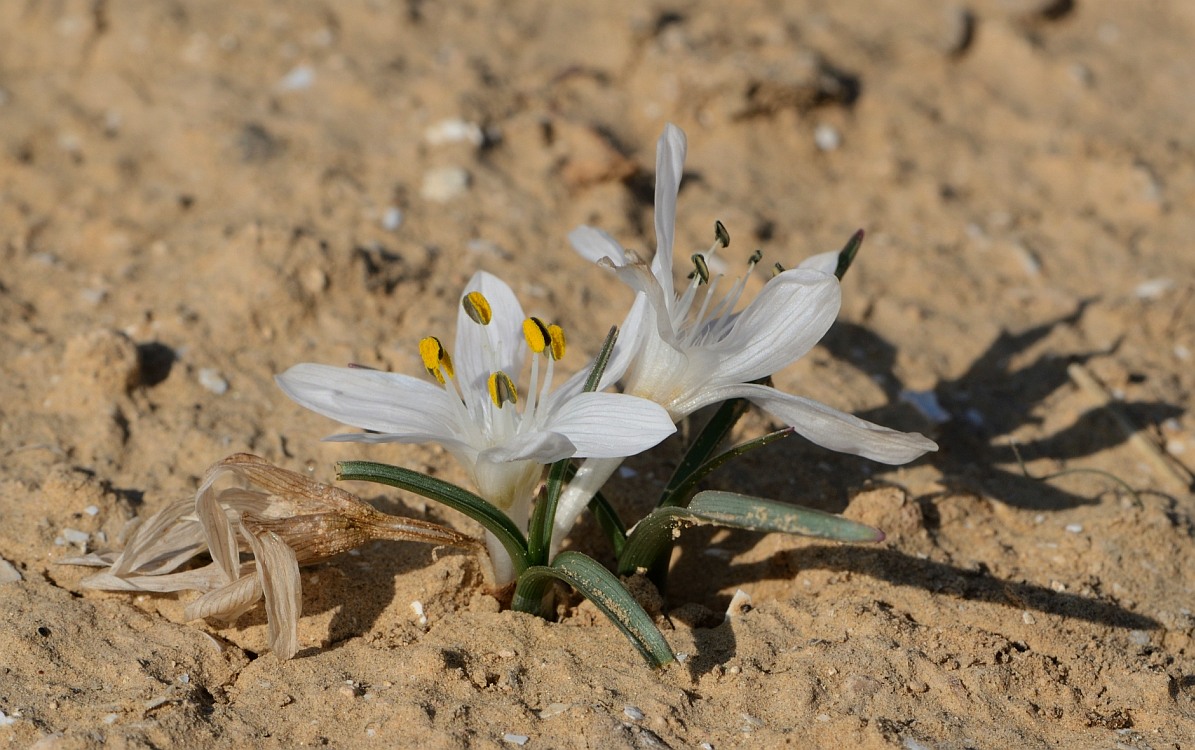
[480,431,576,464]
[454,271,527,397]
[547,293,649,405]
[569,225,627,266]
[681,383,938,464]
[708,269,840,387]
[540,391,676,458]
[651,123,686,300]
[797,249,841,275]
[276,364,461,440]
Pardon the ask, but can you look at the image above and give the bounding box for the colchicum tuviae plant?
[64,124,937,667]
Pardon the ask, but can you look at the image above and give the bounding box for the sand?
[2,1,1193,747]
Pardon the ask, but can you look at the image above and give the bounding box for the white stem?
[548,456,626,559]
[484,530,516,587]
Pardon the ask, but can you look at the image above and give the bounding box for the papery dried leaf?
[242,508,480,563]
[183,572,262,624]
[111,499,204,575]
[243,527,301,660]
[196,470,240,584]
[81,562,229,593]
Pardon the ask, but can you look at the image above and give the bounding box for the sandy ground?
[2,1,1194,747]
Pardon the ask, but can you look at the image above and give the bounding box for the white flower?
[275,270,675,583]
[552,124,937,552]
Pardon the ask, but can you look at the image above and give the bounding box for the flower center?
[418,293,568,446]
[672,220,761,349]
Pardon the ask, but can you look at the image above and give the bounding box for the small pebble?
[1022,611,1036,625]
[1129,630,1150,646]
[813,123,841,152]
[503,733,529,746]
[381,207,404,231]
[84,505,99,516]
[623,705,645,721]
[424,118,484,147]
[61,528,90,545]
[421,167,470,202]
[0,557,22,584]
[1065,523,1083,534]
[198,368,229,395]
[538,703,570,719]
[277,64,315,91]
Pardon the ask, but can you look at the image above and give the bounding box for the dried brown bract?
[64,453,478,658]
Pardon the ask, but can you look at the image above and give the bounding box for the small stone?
[623,705,645,721]
[813,123,841,152]
[1022,611,1036,625]
[503,733,529,746]
[420,167,470,202]
[0,557,21,584]
[61,528,90,546]
[381,207,404,231]
[424,118,484,147]
[198,368,229,395]
[277,64,315,91]
[1065,523,1083,534]
[84,505,100,516]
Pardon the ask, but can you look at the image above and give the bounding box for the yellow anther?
[523,317,550,355]
[419,336,453,384]
[462,291,493,325]
[771,261,786,278]
[547,324,566,361]
[487,371,517,408]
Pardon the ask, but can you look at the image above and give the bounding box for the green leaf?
[513,551,675,668]
[657,397,751,509]
[587,491,627,558]
[336,460,528,575]
[835,229,865,280]
[662,427,794,510]
[526,458,570,567]
[584,326,619,394]
[619,490,885,576]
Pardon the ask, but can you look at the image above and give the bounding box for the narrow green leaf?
[587,491,627,558]
[514,551,675,668]
[619,490,885,576]
[662,427,795,509]
[526,458,570,566]
[336,460,528,574]
[658,397,751,509]
[834,229,865,280]
[585,326,619,394]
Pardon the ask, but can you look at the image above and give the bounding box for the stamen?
[487,371,517,408]
[772,261,785,278]
[522,317,551,354]
[748,248,763,266]
[714,220,730,248]
[691,254,710,285]
[462,291,493,325]
[547,325,566,361]
[419,336,453,384]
